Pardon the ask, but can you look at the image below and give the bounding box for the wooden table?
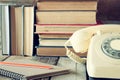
[0,56,87,80]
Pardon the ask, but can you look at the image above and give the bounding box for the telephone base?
[88,77,120,80]
[86,69,120,80]
[87,33,120,79]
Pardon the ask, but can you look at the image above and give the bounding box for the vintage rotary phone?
[64,24,120,63]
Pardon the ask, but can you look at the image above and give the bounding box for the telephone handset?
[64,24,120,63]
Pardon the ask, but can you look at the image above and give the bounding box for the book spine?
[23,6,34,56]
[35,32,73,35]
[36,11,97,24]
[0,68,26,80]
[1,5,10,55]
[0,5,2,51]
[21,5,24,56]
[37,1,97,11]
[35,24,99,26]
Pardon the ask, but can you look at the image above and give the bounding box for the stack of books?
[0,1,35,56]
[35,0,98,56]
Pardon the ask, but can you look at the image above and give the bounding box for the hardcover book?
[10,6,24,55]
[36,11,96,24]
[0,6,2,52]
[1,5,10,55]
[35,24,92,33]
[39,38,70,46]
[36,46,87,56]
[37,0,97,10]
[23,5,34,56]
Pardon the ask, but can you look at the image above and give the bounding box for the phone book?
[0,56,70,80]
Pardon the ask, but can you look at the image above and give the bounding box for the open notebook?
[0,56,69,80]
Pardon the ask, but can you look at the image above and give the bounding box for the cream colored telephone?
[64,24,120,63]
